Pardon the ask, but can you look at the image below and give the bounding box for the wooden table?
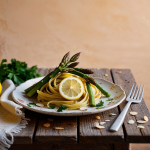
[9,68,150,150]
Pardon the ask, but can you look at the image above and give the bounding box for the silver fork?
[110,84,144,132]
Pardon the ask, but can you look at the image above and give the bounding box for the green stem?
[69,70,111,97]
[24,82,38,94]
[86,82,95,107]
[74,68,93,74]
[26,67,60,97]
[95,83,111,97]
[70,70,89,80]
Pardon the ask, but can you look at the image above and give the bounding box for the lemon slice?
[59,77,84,100]
[0,82,2,96]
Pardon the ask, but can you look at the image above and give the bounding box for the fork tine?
[127,84,135,98]
[133,84,139,99]
[136,85,141,100]
[139,85,144,101]
[131,84,138,99]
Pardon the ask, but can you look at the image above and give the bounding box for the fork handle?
[110,101,132,132]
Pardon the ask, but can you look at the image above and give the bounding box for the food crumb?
[110,85,115,90]
[128,120,134,124]
[105,74,108,77]
[43,123,50,127]
[116,71,122,74]
[95,116,100,119]
[55,127,64,130]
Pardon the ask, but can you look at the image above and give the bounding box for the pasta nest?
[37,73,102,110]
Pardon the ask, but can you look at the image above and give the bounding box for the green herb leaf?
[29,102,36,106]
[96,100,104,107]
[106,98,113,101]
[48,106,55,109]
[13,75,24,85]
[96,100,104,109]
[8,73,14,79]
[27,104,31,107]
[57,105,68,112]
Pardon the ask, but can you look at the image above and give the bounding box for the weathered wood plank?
[12,68,48,144]
[111,69,150,143]
[114,143,130,150]
[34,68,77,144]
[34,114,77,144]
[79,69,124,144]
[10,143,113,150]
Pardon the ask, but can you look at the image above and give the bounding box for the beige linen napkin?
[0,80,28,150]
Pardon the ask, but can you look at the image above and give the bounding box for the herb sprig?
[27,102,36,107]
[0,59,41,85]
[57,105,68,112]
[106,98,113,102]
[48,106,55,109]
[96,100,104,109]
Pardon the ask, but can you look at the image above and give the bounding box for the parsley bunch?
[0,59,41,85]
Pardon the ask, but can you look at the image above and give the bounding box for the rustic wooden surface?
[12,68,48,144]
[9,68,150,150]
[34,68,77,144]
[10,143,114,150]
[111,69,150,143]
[79,69,124,144]
[114,143,130,150]
[35,114,77,144]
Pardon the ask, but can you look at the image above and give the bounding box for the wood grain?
[12,68,48,144]
[10,143,113,150]
[79,69,124,144]
[114,143,130,150]
[34,68,77,144]
[34,114,77,144]
[111,69,150,143]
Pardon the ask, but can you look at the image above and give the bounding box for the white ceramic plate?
[12,77,126,116]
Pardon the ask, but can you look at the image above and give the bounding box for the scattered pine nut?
[55,127,64,130]
[105,74,108,77]
[95,125,105,129]
[36,103,44,107]
[144,116,148,122]
[116,71,122,74]
[137,125,145,129]
[105,120,110,122]
[94,122,105,129]
[80,107,88,111]
[137,120,147,124]
[95,116,100,119]
[43,123,50,127]
[100,122,106,125]
[110,113,116,116]
[130,112,138,116]
[128,120,135,124]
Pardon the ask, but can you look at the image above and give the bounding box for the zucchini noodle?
[37,73,102,110]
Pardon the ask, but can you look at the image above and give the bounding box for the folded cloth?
[0,80,28,150]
